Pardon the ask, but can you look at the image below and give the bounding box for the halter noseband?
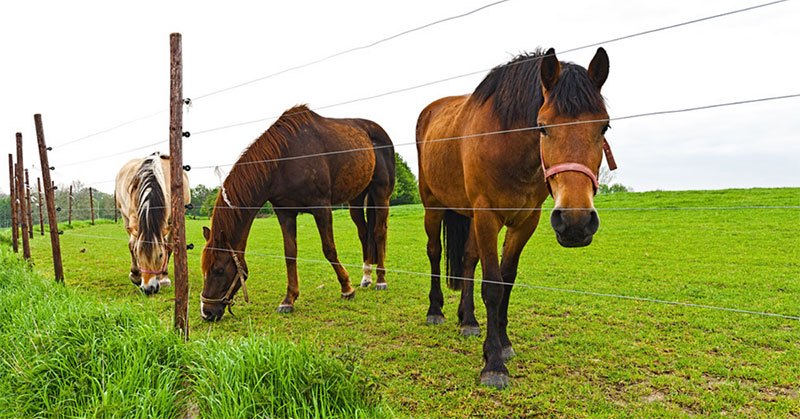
[200,248,250,314]
[541,138,617,196]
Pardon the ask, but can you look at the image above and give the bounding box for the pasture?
[24,187,800,417]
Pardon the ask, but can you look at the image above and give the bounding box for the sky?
[1,0,798,197]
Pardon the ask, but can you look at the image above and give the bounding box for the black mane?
[130,155,166,257]
[472,49,606,128]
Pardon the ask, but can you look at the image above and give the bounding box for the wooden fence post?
[37,177,45,235]
[68,185,73,226]
[113,191,118,223]
[25,169,34,239]
[7,154,18,253]
[170,32,189,340]
[16,133,31,260]
[34,114,65,282]
[89,187,95,225]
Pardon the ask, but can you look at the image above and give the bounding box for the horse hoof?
[360,279,372,288]
[158,277,172,287]
[374,283,388,291]
[501,346,516,361]
[426,315,445,325]
[277,304,294,314]
[460,325,481,337]
[341,290,356,300]
[480,372,510,390]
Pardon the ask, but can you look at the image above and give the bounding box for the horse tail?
[443,210,470,291]
[365,194,378,264]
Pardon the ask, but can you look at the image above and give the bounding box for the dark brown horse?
[200,105,395,321]
[417,48,615,388]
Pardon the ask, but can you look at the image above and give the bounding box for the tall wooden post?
[68,185,73,226]
[16,133,31,260]
[113,191,118,223]
[25,169,33,239]
[37,177,45,235]
[89,187,95,225]
[34,114,65,282]
[170,33,189,340]
[7,154,18,253]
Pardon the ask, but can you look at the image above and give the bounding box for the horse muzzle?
[550,207,599,248]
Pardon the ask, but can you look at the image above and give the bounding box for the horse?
[416,47,616,389]
[200,105,395,321]
[115,153,190,295]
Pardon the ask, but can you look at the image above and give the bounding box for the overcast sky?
[1,0,798,197]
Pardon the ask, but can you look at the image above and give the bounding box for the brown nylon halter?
[541,138,617,196]
[200,248,250,314]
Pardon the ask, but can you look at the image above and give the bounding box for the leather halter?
[139,247,170,276]
[541,138,617,196]
[200,248,250,314]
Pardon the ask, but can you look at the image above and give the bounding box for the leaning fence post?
[16,133,31,261]
[169,32,189,340]
[89,187,95,225]
[25,169,34,239]
[68,185,73,226]
[34,114,65,282]
[37,178,45,235]
[7,154,19,253]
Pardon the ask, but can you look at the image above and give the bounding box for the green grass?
[0,251,389,418]
[18,187,800,417]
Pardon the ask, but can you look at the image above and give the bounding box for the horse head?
[129,226,171,295]
[200,226,249,321]
[537,47,612,247]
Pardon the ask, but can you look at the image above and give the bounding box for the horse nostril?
[585,210,599,236]
[550,209,566,233]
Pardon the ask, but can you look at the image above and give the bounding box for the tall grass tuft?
[190,337,389,418]
[0,249,186,417]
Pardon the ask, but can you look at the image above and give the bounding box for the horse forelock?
[471,49,606,127]
[132,156,168,263]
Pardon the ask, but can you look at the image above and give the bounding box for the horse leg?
[312,208,355,300]
[424,209,445,325]
[458,227,480,336]
[127,239,141,286]
[473,208,508,389]
[348,194,372,288]
[497,212,540,361]
[371,196,390,290]
[160,243,173,287]
[276,210,300,313]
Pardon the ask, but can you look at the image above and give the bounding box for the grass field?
[19,188,800,417]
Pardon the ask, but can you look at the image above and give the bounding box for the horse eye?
[538,123,548,136]
[601,124,611,135]
[213,267,224,275]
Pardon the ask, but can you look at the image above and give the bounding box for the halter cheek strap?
[139,248,170,275]
[541,138,617,196]
[200,248,250,314]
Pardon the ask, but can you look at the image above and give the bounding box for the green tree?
[390,153,420,205]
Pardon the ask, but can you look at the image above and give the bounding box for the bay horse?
[115,153,190,295]
[200,105,395,321]
[417,48,616,388]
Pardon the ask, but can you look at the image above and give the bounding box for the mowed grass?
[25,187,800,417]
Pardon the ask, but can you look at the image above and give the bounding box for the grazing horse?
[115,154,190,295]
[417,48,616,388]
[200,105,395,321]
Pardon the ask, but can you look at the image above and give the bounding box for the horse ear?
[540,48,561,91]
[588,47,609,90]
[202,226,211,241]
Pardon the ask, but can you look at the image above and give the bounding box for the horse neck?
[211,159,277,251]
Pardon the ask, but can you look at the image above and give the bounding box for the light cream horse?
[115,153,190,295]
